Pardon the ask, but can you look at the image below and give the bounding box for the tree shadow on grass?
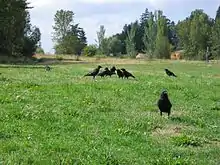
[0,57,91,68]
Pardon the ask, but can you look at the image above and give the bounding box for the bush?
[55,55,63,61]
[82,45,97,57]
[36,47,45,54]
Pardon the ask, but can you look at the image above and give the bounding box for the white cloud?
[28,0,158,9]
[28,0,58,8]
[148,0,169,9]
[80,0,147,3]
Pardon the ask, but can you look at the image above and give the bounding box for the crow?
[121,68,135,79]
[116,69,124,78]
[84,65,102,79]
[45,65,51,71]
[157,90,172,117]
[164,68,177,77]
[97,67,111,77]
[109,66,116,77]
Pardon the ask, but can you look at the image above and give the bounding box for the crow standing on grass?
[121,68,135,79]
[109,66,116,77]
[97,67,111,77]
[116,69,124,78]
[157,90,172,117]
[84,65,102,79]
[45,65,51,71]
[164,68,177,77]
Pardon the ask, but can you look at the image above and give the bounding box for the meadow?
[0,57,220,164]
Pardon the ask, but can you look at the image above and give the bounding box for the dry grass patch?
[208,139,220,147]
[151,124,184,137]
[211,74,220,78]
[172,110,188,117]
[34,54,151,65]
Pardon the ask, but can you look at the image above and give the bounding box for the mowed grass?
[0,60,220,164]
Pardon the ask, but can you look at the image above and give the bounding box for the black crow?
[116,69,124,78]
[121,68,135,79]
[84,65,102,79]
[45,65,51,71]
[157,90,172,117]
[98,67,111,77]
[109,66,116,77]
[164,68,177,77]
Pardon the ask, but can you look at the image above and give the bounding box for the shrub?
[36,47,45,54]
[55,55,63,61]
[82,45,97,57]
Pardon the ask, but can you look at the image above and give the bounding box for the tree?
[77,27,87,54]
[176,19,191,50]
[167,19,178,51]
[52,10,74,43]
[68,24,87,55]
[211,6,220,59]
[155,10,170,59]
[108,36,123,56]
[140,8,149,27]
[96,25,106,54]
[133,20,144,53]
[82,45,98,57]
[215,6,220,21]
[52,10,87,55]
[143,12,157,57]
[54,27,86,55]
[22,25,41,57]
[138,8,150,52]
[98,7,217,60]
[36,47,45,54]
[110,33,126,54]
[55,34,78,54]
[189,10,212,59]
[0,0,41,59]
[176,9,213,59]
[125,23,137,57]
[111,25,130,55]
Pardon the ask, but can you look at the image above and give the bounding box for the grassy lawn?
[0,59,220,164]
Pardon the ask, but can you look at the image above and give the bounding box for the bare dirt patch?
[151,124,183,137]
[208,139,220,147]
[212,74,220,78]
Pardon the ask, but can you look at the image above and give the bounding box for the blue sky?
[28,0,219,53]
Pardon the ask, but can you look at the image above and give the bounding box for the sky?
[28,0,220,53]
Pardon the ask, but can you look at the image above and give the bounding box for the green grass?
[0,60,220,164]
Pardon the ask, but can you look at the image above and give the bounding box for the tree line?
[0,0,41,60]
[92,7,220,60]
[0,1,220,61]
[52,6,220,60]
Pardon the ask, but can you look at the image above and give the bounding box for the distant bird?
[45,65,51,71]
[157,90,172,117]
[98,67,111,77]
[116,69,124,79]
[121,68,135,79]
[84,65,102,79]
[109,66,116,77]
[164,68,177,77]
